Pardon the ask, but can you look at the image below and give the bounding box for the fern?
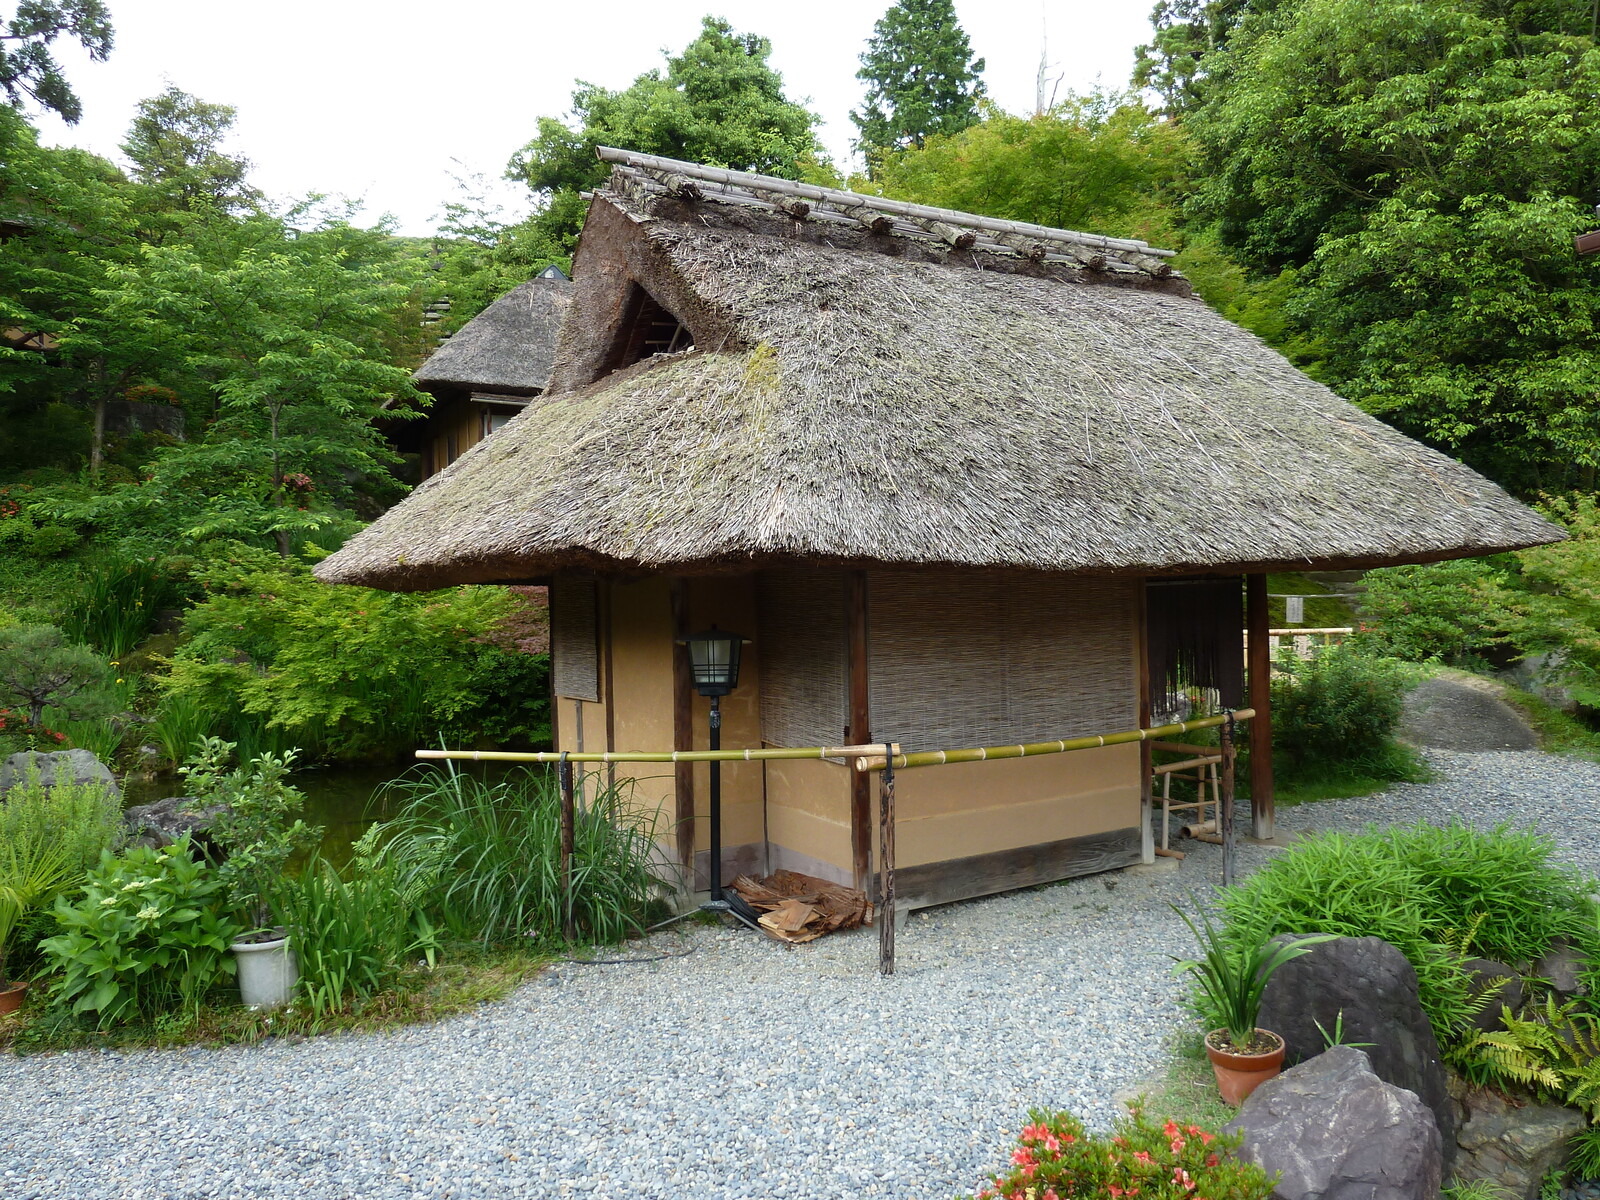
[1455,995,1600,1117]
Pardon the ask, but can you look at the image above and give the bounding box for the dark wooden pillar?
[1136,578,1154,864]
[601,579,617,793]
[1246,572,1274,840]
[847,570,872,891]
[671,578,696,888]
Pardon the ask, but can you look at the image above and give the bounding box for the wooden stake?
[1220,712,1237,889]
[878,745,896,977]
[559,753,576,941]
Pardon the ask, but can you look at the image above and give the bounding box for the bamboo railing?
[416,710,1255,975]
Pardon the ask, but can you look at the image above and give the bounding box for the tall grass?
[149,692,211,769]
[60,557,179,659]
[41,706,124,764]
[374,764,666,945]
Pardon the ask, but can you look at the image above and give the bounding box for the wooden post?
[601,578,617,795]
[1219,713,1236,888]
[878,745,896,977]
[670,579,696,890]
[847,570,872,891]
[1136,579,1155,865]
[1246,573,1275,841]
[559,752,576,941]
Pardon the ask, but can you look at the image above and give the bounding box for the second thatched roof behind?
[413,270,573,394]
[319,182,1560,592]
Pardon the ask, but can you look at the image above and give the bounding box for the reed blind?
[551,577,600,701]
[868,571,1138,751]
[757,567,847,748]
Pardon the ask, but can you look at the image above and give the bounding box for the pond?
[121,758,542,866]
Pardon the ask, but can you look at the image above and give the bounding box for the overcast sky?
[30,0,1154,236]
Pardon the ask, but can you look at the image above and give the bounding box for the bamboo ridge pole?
[853,710,1256,773]
[414,743,901,766]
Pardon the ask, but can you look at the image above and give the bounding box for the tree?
[853,0,986,163]
[0,624,117,726]
[506,16,832,250]
[1183,0,1600,493]
[1,0,111,124]
[121,85,260,215]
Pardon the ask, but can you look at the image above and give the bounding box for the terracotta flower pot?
[1205,1028,1285,1105]
[0,981,28,1017]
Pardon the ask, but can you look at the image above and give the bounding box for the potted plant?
[182,737,322,1008]
[0,833,71,1015]
[1172,905,1335,1105]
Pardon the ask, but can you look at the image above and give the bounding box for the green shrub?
[273,840,437,1017]
[1272,646,1410,763]
[39,839,242,1026]
[1217,822,1599,1039]
[374,765,665,945]
[963,1106,1272,1200]
[25,524,79,558]
[0,624,120,727]
[1351,559,1524,668]
[0,760,124,879]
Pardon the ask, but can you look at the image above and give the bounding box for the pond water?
[121,759,541,866]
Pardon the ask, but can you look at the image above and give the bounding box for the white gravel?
[4,748,1598,1200]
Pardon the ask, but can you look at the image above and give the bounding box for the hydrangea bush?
[966,1106,1272,1200]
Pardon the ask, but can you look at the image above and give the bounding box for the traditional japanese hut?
[391,265,573,479]
[319,148,1561,909]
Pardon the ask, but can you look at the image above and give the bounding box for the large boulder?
[1259,934,1454,1162]
[1452,1083,1584,1200]
[122,797,227,855]
[0,748,119,800]
[1226,1046,1443,1200]
[1534,939,1589,998]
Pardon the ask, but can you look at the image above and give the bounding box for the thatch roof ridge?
[413,273,573,393]
[317,185,1560,592]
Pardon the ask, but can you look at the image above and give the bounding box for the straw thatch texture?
[758,568,847,748]
[319,190,1560,592]
[413,274,573,394]
[551,577,598,701]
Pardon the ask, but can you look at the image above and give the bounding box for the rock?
[0,749,119,800]
[1226,1046,1442,1200]
[1452,1083,1585,1200]
[122,797,227,855]
[1464,958,1525,1031]
[1535,939,1589,997]
[1258,934,1455,1163]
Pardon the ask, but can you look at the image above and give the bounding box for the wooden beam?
[847,570,872,891]
[1246,573,1275,840]
[838,203,894,235]
[671,578,696,888]
[878,828,1142,909]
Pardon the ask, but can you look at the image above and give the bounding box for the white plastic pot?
[231,932,298,1008]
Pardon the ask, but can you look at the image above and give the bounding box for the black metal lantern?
[677,627,748,908]
[683,628,744,697]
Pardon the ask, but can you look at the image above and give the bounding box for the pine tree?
[852,0,986,163]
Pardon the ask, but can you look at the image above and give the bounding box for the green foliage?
[0,759,122,878]
[272,843,436,1018]
[59,554,179,658]
[1442,1182,1512,1200]
[0,829,70,985]
[1179,0,1600,493]
[1452,995,1600,1118]
[147,690,209,771]
[1351,560,1525,668]
[41,706,122,762]
[1568,1125,1600,1182]
[1270,646,1412,768]
[39,839,240,1026]
[159,546,549,760]
[120,84,259,215]
[0,0,113,124]
[181,737,322,931]
[0,623,118,726]
[1516,495,1600,711]
[852,0,986,161]
[963,1106,1273,1200]
[374,765,666,946]
[1217,822,1600,1038]
[1171,904,1333,1048]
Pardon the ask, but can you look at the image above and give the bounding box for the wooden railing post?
[878,743,896,977]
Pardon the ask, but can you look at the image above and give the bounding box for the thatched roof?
[412,270,573,394]
[319,152,1561,592]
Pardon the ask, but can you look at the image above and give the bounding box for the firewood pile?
[727,870,873,944]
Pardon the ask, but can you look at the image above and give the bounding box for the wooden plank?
[671,578,695,888]
[847,570,871,891]
[878,828,1142,910]
[1246,573,1275,840]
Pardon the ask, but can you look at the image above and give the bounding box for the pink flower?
[1133,1152,1152,1165]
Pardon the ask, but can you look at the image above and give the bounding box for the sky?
[30,0,1155,236]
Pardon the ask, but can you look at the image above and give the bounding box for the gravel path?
[1400,674,1539,751]
[5,749,1599,1200]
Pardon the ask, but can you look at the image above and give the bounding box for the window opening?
[609,284,694,372]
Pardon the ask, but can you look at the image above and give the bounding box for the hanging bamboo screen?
[868,571,1139,751]
[757,567,847,748]
[551,576,600,701]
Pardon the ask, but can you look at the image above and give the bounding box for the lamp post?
[681,627,746,909]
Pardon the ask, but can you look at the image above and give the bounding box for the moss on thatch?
[319,181,1560,592]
